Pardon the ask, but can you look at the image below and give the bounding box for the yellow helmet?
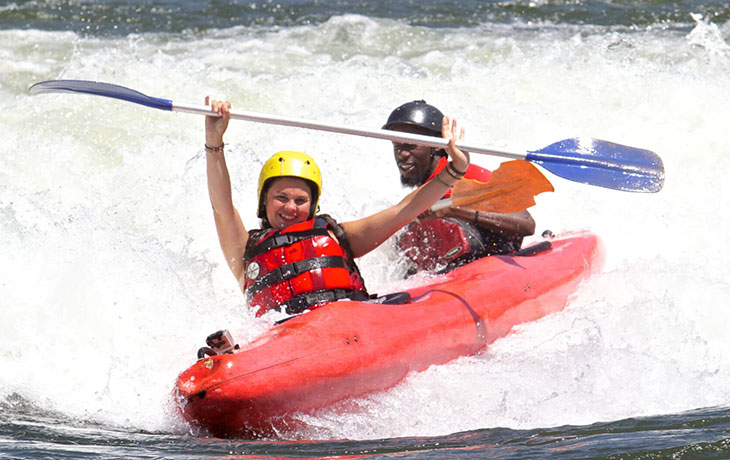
[256,151,322,219]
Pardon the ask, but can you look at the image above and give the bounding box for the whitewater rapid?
[1,14,729,439]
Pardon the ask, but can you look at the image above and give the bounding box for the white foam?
[2,16,729,437]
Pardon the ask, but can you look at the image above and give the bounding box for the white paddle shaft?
[172,103,523,160]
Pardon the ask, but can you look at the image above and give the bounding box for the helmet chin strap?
[430,147,448,166]
[419,148,446,186]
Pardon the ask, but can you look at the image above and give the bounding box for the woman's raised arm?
[205,98,249,280]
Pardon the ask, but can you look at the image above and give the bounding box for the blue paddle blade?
[28,80,173,111]
[526,137,665,193]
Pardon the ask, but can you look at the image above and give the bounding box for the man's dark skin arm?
[439,207,536,236]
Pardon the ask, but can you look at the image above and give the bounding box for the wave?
[1,9,730,439]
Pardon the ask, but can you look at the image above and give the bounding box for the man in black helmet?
[384,100,536,273]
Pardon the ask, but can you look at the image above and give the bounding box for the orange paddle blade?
[451,160,554,213]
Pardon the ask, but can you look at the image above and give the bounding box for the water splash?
[2,14,730,439]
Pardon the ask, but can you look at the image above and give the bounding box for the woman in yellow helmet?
[204,97,469,316]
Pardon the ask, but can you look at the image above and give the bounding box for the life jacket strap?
[246,255,351,298]
[246,226,331,260]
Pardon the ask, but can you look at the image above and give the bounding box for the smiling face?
[389,123,440,187]
[264,177,314,229]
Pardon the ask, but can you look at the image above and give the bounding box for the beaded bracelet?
[205,143,225,153]
[447,162,466,177]
[444,164,462,180]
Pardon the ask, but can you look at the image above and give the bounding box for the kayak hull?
[173,232,604,438]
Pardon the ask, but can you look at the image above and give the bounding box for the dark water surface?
[3,395,730,459]
[2,0,730,458]
[2,0,730,35]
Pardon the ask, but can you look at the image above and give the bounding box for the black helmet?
[382,100,444,137]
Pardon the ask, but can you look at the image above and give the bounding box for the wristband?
[205,143,224,153]
[444,164,462,180]
[448,161,467,176]
[434,172,455,188]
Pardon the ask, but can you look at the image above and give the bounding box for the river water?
[2,0,730,458]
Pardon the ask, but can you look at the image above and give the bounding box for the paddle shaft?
[431,199,454,212]
[180,103,653,175]
[28,80,665,192]
[173,103,522,159]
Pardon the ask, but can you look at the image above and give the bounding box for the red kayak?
[173,232,604,438]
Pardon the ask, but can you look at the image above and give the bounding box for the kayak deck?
[173,232,604,438]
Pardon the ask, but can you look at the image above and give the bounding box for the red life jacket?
[398,160,519,272]
[398,217,523,273]
[397,217,487,272]
[398,160,491,272]
[243,216,368,316]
